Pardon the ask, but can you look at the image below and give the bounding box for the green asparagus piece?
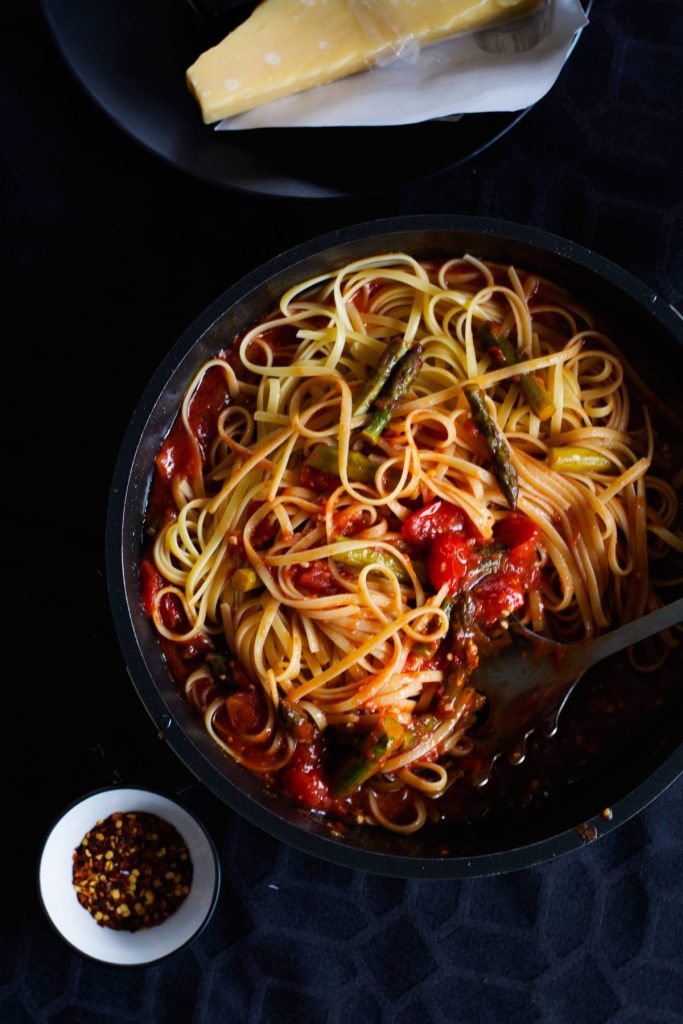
[307,444,378,486]
[549,445,612,474]
[333,716,405,796]
[362,345,424,446]
[278,697,315,743]
[464,384,519,510]
[400,713,441,753]
[479,322,555,422]
[463,546,504,589]
[353,336,412,416]
[230,567,261,592]
[332,543,426,587]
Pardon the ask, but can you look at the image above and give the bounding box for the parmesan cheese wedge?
[187,0,541,124]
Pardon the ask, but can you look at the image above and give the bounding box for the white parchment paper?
[215,0,586,131]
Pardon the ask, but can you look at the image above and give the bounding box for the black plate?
[107,215,683,877]
[42,0,576,199]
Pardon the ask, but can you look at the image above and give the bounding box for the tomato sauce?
[290,560,342,596]
[146,359,232,533]
[140,305,682,840]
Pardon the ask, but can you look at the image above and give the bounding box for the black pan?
[107,215,683,877]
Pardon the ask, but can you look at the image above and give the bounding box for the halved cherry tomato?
[281,741,334,812]
[494,513,539,549]
[401,499,468,547]
[472,539,539,625]
[427,534,470,593]
[506,539,540,586]
[473,575,526,625]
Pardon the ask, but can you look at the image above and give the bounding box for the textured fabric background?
[2,0,681,1021]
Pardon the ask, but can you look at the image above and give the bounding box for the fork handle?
[586,596,683,666]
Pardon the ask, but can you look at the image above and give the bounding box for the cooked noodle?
[143,254,682,833]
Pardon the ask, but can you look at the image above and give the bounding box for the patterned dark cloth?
[8,782,682,1022]
[2,0,681,1021]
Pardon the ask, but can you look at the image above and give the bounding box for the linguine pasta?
[141,253,682,834]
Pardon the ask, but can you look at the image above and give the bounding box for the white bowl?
[38,787,220,965]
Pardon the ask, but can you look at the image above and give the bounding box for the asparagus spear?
[549,445,612,473]
[464,384,519,509]
[353,336,412,416]
[479,322,555,422]
[307,444,378,486]
[333,716,405,796]
[362,345,424,446]
[332,544,427,587]
[463,545,504,589]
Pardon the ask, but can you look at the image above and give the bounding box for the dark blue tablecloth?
[3,1,681,1020]
[11,782,683,1023]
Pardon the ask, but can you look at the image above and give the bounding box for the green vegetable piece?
[362,345,424,446]
[231,567,261,592]
[333,716,405,796]
[549,445,613,474]
[307,445,378,486]
[353,336,412,416]
[479,322,555,422]
[464,383,519,510]
[333,543,425,587]
[463,546,504,590]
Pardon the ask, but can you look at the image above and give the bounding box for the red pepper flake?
[72,812,193,932]
[574,821,599,844]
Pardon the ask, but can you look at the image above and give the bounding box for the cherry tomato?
[427,534,470,593]
[473,575,526,625]
[281,742,333,811]
[494,513,539,549]
[472,539,539,624]
[401,499,468,547]
[506,539,539,587]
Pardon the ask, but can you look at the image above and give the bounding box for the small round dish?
[38,787,220,966]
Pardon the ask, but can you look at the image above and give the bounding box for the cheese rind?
[187,0,541,124]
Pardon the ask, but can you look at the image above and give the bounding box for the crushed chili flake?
[72,811,193,931]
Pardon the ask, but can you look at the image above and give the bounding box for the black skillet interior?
[107,215,683,877]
